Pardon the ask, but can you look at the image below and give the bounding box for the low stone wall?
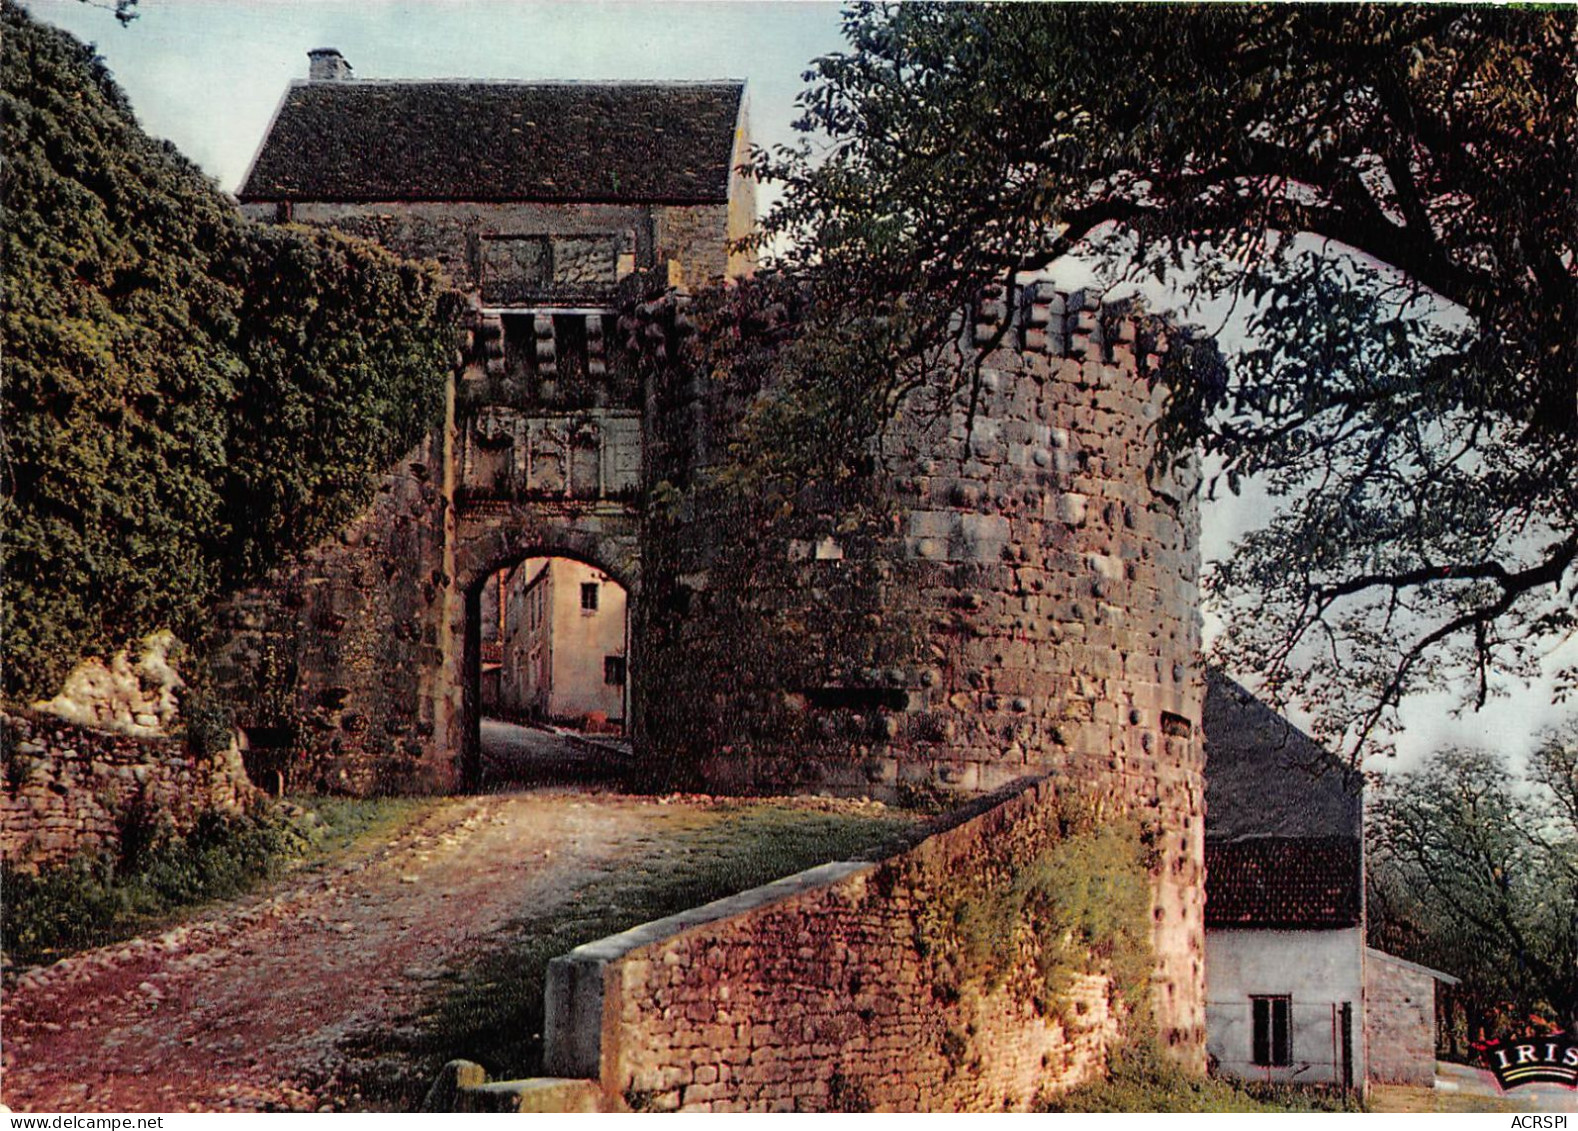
[523,778,1137,1112]
[0,711,258,873]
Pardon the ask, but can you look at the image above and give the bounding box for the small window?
[581,582,599,612]
[1251,995,1292,1067]
[604,656,626,686]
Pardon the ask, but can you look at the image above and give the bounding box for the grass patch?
[1,794,433,967]
[324,799,919,1110]
[1042,1043,1364,1112]
[1368,1082,1523,1114]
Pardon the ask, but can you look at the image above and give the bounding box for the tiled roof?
[1205,836,1362,929]
[1203,671,1363,840]
[239,80,744,204]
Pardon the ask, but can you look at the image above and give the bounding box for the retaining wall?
[0,711,257,873]
[530,777,1131,1112]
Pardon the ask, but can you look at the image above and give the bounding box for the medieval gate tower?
[217,54,1207,1073]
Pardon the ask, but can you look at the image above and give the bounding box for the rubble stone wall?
[207,432,458,796]
[544,778,1127,1112]
[0,711,257,873]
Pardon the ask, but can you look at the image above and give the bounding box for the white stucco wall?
[499,558,626,726]
[1205,927,1367,1085]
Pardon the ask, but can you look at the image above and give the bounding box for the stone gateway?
[208,53,1210,1084]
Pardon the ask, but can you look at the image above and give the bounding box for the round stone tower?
[637,282,1207,1058]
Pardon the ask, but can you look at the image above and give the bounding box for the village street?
[478,718,631,788]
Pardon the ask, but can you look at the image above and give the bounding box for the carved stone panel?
[480,236,551,306]
[460,408,643,502]
[527,418,569,495]
[481,234,621,306]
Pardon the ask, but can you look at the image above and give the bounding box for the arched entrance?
[451,509,641,790]
[466,554,630,787]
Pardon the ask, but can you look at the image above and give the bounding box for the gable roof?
[1202,673,1365,931]
[238,80,744,204]
[1205,836,1362,929]
[1203,671,1363,841]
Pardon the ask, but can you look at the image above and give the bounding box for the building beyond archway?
[463,553,632,789]
[479,558,628,731]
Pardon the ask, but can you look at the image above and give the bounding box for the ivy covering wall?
[1,3,458,703]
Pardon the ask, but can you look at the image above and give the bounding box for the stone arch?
[449,504,643,788]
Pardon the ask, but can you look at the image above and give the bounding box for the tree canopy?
[1368,728,1578,1036]
[1,2,457,703]
[753,3,1577,760]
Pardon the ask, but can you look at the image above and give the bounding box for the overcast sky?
[23,0,1574,771]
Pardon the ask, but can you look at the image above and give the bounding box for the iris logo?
[1476,1030,1578,1090]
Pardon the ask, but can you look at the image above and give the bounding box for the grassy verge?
[1042,1045,1365,1112]
[323,799,920,1110]
[1368,1083,1523,1113]
[1,794,433,968]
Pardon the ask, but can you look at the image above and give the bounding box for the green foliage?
[1368,728,1578,1036]
[753,3,1578,761]
[2,804,308,964]
[635,275,926,506]
[916,799,1154,1037]
[1,3,456,703]
[0,794,430,967]
[215,224,454,584]
[1042,1039,1361,1112]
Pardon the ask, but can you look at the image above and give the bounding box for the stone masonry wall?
[207,431,457,796]
[237,200,735,300]
[1364,950,1439,1086]
[0,711,257,873]
[639,286,1208,1062]
[540,778,1127,1112]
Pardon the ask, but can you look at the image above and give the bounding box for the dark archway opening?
[462,554,632,791]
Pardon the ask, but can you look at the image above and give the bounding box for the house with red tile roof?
[1203,673,1456,1089]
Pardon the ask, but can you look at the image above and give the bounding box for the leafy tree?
[1368,730,1578,1038]
[1,3,456,703]
[751,3,1577,760]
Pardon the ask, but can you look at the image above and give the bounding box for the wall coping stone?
[541,773,1053,1083]
[543,859,872,1078]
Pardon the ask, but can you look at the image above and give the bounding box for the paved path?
[479,718,631,788]
[0,792,707,1113]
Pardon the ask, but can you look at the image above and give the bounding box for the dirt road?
[1,792,726,1112]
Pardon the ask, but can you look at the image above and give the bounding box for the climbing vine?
[912,794,1156,1034]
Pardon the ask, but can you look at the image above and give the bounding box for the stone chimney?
[308,49,353,82]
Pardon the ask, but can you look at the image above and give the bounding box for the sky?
[22,0,1575,772]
